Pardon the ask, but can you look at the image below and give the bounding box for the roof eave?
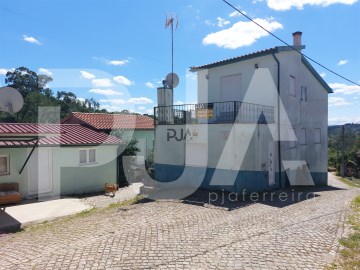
[301,56,333,94]
[189,48,277,71]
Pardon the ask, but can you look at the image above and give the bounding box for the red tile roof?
[61,112,154,130]
[0,123,121,147]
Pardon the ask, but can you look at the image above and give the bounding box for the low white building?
[0,123,121,198]
[154,32,332,193]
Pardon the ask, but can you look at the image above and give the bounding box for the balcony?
[154,101,275,125]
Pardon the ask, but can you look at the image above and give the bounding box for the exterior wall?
[52,145,118,195]
[0,148,29,195]
[276,50,328,185]
[120,129,154,159]
[194,49,328,187]
[0,145,118,197]
[204,55,277,105]
[155,124,278,192]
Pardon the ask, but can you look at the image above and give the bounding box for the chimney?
[292,31,302,46]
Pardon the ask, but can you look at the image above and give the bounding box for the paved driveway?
[0,173,358,270]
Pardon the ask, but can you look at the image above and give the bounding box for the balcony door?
[219,74,242,121]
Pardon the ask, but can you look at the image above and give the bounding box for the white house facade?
[154,32,332,193]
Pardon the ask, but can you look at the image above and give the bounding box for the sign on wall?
[195,103,213,119]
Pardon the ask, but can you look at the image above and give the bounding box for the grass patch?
[331,195,360,269]
[107,195,145,209]
[74,207,97,218]
[336,176,360,188]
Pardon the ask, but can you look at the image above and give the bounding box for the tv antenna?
[0,87,24,113]
[165,13,178,90]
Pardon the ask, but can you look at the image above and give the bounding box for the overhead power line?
[222,0,360,87]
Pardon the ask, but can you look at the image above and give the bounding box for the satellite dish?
[0,87,24,113]
[166,73,179,89]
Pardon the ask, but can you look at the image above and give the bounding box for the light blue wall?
[0,148,29,195]
[0,144,118,197]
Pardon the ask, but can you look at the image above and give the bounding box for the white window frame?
[79,149,97,165]
[88,149,96,163]
[289,76,296,97]
[0,155,10,176]
[314,128,321,144]
[301,86,307,102]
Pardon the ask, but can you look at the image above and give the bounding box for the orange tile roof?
[0,123,121,147]
[61,112,154,130]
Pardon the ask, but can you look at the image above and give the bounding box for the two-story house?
[154,32,332,193]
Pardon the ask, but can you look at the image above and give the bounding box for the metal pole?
[171,20,174,92]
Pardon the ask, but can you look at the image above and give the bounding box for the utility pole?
[340,125,345,177]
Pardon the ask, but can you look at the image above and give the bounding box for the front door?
[28,148,53,196]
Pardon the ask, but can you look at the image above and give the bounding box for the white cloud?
[93,56,130,66]
[106,99,126,105]
[174,101,184,105]
[266,0,358,11]
[22,35,42,45]
[99,96,154,112]
[108,60,129,66]
[145,82,155,89]
[204,20,215,26]
[38,68,52,76]
[329,83,360,95]
[145,109,154,115]
[203,18,283,49]
[80,71,96,79]
[328,96,351,106]
[77,97,85,102]
[217,17,231,27]
[92,78,113,87]
[0,68,12,75]
[338,59,348,66]
[100,105,123,112]
[328,116,360,125]
[89,89,123,96]
[320,72,326,78]
[229,10,247,17]
[128,97,153,104]
[113,75,132,86]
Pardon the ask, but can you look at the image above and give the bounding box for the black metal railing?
[154,101,274,125]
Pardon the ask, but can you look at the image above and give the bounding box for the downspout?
[272,52,282,189]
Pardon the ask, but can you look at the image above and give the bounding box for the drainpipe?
[272,52,282,189]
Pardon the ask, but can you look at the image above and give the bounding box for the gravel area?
[0,173,358,269]
[80,183,143,208]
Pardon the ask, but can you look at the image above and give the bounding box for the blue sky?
[0,0,359,125]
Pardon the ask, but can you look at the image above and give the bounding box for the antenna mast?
[165,13,178,90]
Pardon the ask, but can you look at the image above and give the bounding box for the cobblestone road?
[0,173,358,269]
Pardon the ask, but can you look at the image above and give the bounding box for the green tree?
[2,66,107,123]
[111,130,140,186]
